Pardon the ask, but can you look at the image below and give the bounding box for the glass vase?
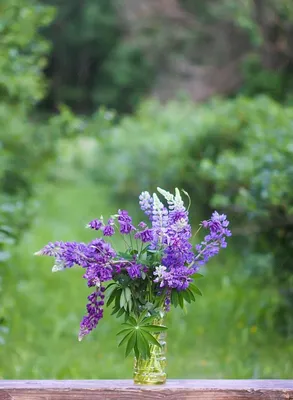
[133,317,167,385]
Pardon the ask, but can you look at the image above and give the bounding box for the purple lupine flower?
[193,212,231,270]
[34,241,66,257]
[134,228,153,243]
[117,209,135,234]
[36,241,90,271]
[164,291,171,312]
[36,187,231,339]
[87,219,103,231]
[89,238,116,260]
[160,191,194,272]
[127,263,142,279]
[150,194,169,248]
[83,264,113,287]
[139,191,153,219]
[102,218,115,236]
[156,265,192,291]
[78,290,104,340]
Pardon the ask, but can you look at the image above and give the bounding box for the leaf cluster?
[116,313,167,359]
[170,279,203,310]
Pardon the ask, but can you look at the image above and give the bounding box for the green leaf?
[140,329,162,348]
[106,287,119,307]
[137,309,149,324]
[127,315,137,326]
[120,289,129,310]
[124,287,132,302]
[190,283,202,296]
[140,246,149,254]
[112,290,121,312]
[171,290,179,307]
[181,289,191,303]
[187,288,196,302]
[105,282,116,290]
[192,273,204,279]
[121,322,135,329]
[126,297,133,312]
[120,292,126,309]
[118,330,133,347]
[177,292,184,308]
[125,332,136,357]
[142,325,168,333]
[116,307,125,318]
[134,344,140,359]
[116,327,132,337]
[117,252,133,260]
[140,315,155,326]
[136,330,150,359]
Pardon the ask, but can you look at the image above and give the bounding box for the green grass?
[1,182,292,379]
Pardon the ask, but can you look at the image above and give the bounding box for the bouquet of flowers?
[35,187,231,384]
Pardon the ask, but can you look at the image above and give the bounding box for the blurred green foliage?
[200,96,293,335]
[0,0,94,343]
[0,0,55,342]
[0,0,52,291]
[39,0,293,112]
[40,0,154,113]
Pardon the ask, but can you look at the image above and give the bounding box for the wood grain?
[0,380,292,400]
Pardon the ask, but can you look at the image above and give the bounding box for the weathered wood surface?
[0,380,292,400]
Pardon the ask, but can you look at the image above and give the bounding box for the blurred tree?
[0,0,55,343]
[0,0,96,344]
[39,0,293,112]
[40,0,154,113]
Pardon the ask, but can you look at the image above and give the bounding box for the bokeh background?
[1,0,293,379]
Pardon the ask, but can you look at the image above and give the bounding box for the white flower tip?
[34,250,42,256]
[78,335,83,342]
[52,264,64,273]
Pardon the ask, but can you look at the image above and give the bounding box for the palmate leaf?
[118,330,133,347]
[140,329,162,348]
[127,315,137,326]
[140,315,156,326]
[142,325,167,333]
[117,327,132,337]
[136,330,150,359]
[125,332,136,357]
[137,309,149,324]
[121,322,134,329]
[117,312,168,359]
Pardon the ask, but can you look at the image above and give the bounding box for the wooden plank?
[0,380,292,400]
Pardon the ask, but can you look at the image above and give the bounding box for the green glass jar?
[133,318,167,385]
